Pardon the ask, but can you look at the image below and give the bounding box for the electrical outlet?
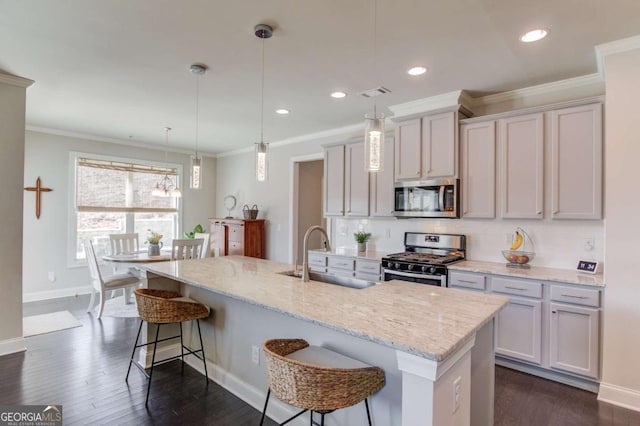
[251,345,260,365]
[48,272,56,283]
[584,238,595,251]
[452,376,462,413]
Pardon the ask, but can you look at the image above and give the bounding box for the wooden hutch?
[209,218,266,259]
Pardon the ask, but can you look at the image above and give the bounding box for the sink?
[276,270,378,289]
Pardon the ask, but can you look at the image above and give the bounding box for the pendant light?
[254,23,273,182]
[189,63,207,190]
[152,127,181,197]
[364,0,384,173]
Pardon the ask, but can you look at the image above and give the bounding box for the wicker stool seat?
[260,338,385,426]
[125,289,211,406]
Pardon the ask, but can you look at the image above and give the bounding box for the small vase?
[148,242,162,256]
[357,242,367,253]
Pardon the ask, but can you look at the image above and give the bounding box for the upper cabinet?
[460,121,496,218]
[370,137,395,217]
[344,143,370,217]
[499,113,544,219]
[395,111,458,181]
[550,103,603,219]
[323,145,345,216]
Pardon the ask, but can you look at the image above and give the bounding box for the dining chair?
[109,233,140,255]
[83,239,141,319]
[194,232,211,258]
[171,238,205,260]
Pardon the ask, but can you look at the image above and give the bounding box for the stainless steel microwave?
[393,178,460,218]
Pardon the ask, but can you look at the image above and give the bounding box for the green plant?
[184,224,204,239]
[353,231,371,244]
[146,229,163,244]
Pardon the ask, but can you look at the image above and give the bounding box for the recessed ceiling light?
[520,28,548,43]
[275,108,290,115]
[408,66,427,76]
[331,91,347,99]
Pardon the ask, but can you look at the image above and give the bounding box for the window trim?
[67,151,183,268]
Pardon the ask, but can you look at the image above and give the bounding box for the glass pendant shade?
[255,141,269,182]
[190,156,202,189]
[364,113,384,172]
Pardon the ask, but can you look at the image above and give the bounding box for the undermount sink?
[276,270,378,290]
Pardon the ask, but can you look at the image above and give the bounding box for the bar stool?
[125,289,211,406]
[260,339,385,426]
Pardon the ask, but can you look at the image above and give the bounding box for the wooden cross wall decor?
[24,177,53,219]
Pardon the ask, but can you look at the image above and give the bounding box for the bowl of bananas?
[503,228,535,268]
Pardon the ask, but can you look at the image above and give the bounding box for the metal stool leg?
[260,388,271,426]
[365,398,372,426]
[125,320,144,382]
[320,413,325,426]
[179,322,184,375]
[145,324,161,406]
[196,319,209,385]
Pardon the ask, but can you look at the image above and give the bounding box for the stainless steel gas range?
[381,232,466,287]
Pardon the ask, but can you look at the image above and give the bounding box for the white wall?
[23,130,216,301]
[0,75,29,353]
[599,46,640,411]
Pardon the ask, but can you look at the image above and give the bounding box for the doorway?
[290,155,325,265]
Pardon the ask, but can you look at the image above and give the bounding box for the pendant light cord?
[373,0,378,117]
[260,35,265,143]
[195,74,200,159]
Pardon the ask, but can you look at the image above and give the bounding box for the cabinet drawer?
[228,225,245,242]
[355,271,381,281]
[308,252,327,268]
[327,267,354,277]
[328,256,355,271]
[492,277,542,298]
[550,285,600,308]
[449,271,486,291]
[309,264,327,273]
[228,241,244,256]
[355,259,381,275]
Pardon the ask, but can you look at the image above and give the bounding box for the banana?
[510,231,523,251]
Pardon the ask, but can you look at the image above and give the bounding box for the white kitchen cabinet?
[307,252,328,273]
[550,103,603,219]
[323,145,345,216]
[549,302,600,379]
[394,118,421,181]
[370,137,395,217]
[499,113,544,219]
[449,271,487,291]
[344,143,370,217]
[422,111,457,178]
[495,297,542,365]
[460,121,496,218]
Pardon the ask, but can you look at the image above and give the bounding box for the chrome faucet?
[301,225,332,282]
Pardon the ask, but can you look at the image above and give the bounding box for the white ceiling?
[1,0,639,154]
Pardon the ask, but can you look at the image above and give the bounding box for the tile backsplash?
[330,217,604,270]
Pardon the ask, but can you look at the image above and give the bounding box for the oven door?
[383,269,446,287]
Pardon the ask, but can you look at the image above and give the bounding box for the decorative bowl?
[502,250,535,266]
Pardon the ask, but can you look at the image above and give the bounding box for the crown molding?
[595,35,640,76]
[387,90,472,120]
[26,125,216,158]
[0,72,34,88]
[216,122,365,158]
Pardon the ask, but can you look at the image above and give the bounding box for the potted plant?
[145,229,164,256]
[353,231,371,253]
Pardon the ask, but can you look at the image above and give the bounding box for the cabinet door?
[499,113,544,219]
[344,143,370,216]
[549,302,600,379]
[323,145,345,216]
[422,111,456,178]
[551,103,603,219]
[210,220,226,256]
[370,137,395,217]
[495,297,542,364]
[460,121,496,218]
[394,119,422,181]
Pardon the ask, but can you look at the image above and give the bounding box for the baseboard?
[0,337,26,356]
[598,382,640,412]
[495,357,600,393]
[23,286,92,303]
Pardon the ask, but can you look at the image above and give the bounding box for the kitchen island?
[140,256,507,426]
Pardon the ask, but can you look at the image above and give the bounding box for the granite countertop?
[141,256,508,362]
[449,260,605,288]
[308,247,388,260]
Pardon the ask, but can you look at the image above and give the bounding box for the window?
[73,155,180,261]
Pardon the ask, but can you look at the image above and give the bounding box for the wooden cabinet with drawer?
[209,218,265,259]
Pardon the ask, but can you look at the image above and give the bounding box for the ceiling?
[1,1,639,154]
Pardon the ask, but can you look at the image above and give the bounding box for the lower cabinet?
[306,252,382,280]
[495,297,542,365]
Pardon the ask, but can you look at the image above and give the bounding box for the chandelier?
[151,127,181,197]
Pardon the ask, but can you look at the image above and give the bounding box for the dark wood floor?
[4,295,639,425]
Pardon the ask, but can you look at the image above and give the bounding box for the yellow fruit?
[510,231,523,251]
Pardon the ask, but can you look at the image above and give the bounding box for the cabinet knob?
[536,211,542,215]
[553,210,559,214]
[552,311,557,314]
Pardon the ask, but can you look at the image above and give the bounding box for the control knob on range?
[395,263,401,270]
[421,265,428,273]
[407,264,414,271]
[429,266,436,274]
